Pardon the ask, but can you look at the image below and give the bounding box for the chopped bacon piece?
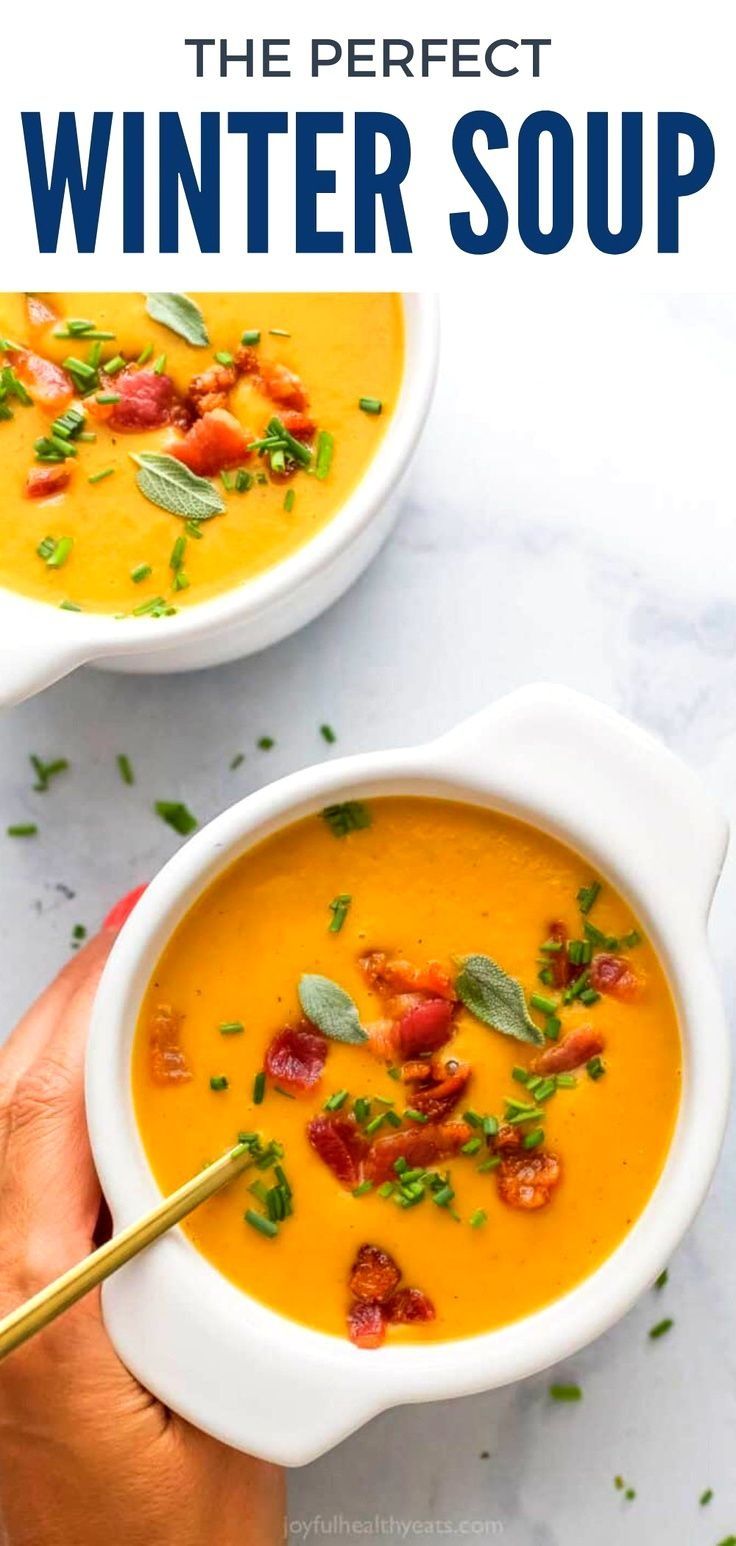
[234,345,260,376]
[546,920,572,989]
[307,1114,368,1188]
[281,410,316,439]
[264,1025,327,1093]
[25,465,71,499]
[102,367,175,431]
[170,409,251,477]
[149,1004,192,1086]
[360,951,455,1002]
[494,1124,523,1156]
[532,1026,605,1076]
[498,1150,561,1211]
[13,350,73,414]
[590,953,640,1001]
[259,359,309,411]
[348,1300,385,1349]
[26,295,58,328]
[386,1288,436,1325]
[410,1061,471,1122]
[402,1059,433,1083]
[366,998,455,1064]
[395,998,455,1060]
[364,1121,472,1184]
[188,363,238,417]
[349,1244,402,1305]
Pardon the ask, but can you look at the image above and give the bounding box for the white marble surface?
[2,292,736,1543]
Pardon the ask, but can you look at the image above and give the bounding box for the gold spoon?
[0,1140,253,1362]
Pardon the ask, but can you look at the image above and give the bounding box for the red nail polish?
[103,883,148,932]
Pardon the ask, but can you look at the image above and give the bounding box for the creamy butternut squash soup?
[0,293,403,614]
[133,797,680,1347]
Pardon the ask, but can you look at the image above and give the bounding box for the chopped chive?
[315,430,334,480]
[154,800,197,836]
[432,1185,454,1208]
[244,1209,278,1239]
[257,736,275,751]
[169,535,187,572]
[137,344,154,365]
[387,1065,401,1081]
[269,328,290,337]
[540,937,563,954]
[328,893,352,933]
[322,801,371,838]
[649,1318,673,1340]
[185,520,204,540]
[29,754,68,792]
[586,1055,606,1081]
[88,467,115,484]
[152,353,167,375]
[549,1383,582,1401]
[579,988,601,1006]
[235,468,253,492]
[482,1114,499,1137]
[699,1489,713,1506]
[621,928,642,949]
[577,880,601,915]
[215,350,233,366]
[555,1072,576,1089]
[512,1066,529,1085]
[283,487,295,513]
[404,1108,429,1124]
[219,1021,244,1036]
[60,600,82,612]
[354,1097,371,1124]
[477,1155,501,1172]
[359,397,383,415]
[230,752,245,770]
[545,1015,561,1040]
[325,1089,349,1112]
[377,1180,394,1198]
[469,1208,487,1229]
[130,563,153,584]
[104,355,125,375]
[253,1070,266,1104]
[352,1179,374,1197]
[654,1268,669,1291]
[7,824,38,838]
[47,537,73,569]
[461,1136,482,1156]
[320,724,337,744]
[241,329,261,345]
[523,1127,545,1150]
[209,1075,229,1092]
[220,470,236,492]
[132,595,167,616]
[95,392,121,406]
[530,992,558,1015]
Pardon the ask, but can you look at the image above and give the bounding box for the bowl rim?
[86,685,731,1464]
[0,292,439,661]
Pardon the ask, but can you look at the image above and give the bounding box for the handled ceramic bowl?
[0,295,438,707]
[86,685,730,1466]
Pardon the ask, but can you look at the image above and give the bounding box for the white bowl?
[86,685,730,1466]
[0,294,438,706]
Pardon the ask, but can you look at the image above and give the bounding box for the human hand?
[0,893,284,1546]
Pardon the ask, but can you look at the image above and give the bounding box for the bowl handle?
[0,638,88,707]
[431,684,728,917]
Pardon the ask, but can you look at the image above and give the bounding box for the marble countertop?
[1,292,735,1544]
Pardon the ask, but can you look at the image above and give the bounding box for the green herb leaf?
[321,801,372,838]
[298,973,368,1045]
[145,293,209,347]
[133,453,225,522]
[456,954,545,1047]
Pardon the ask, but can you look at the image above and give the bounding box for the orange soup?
[133,797,681,1347]
[0,293,403,615]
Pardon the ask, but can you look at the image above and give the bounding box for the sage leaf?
[145,293,209,347]
[456,953,545,1047]
[133,453,225,521]
[298,973,368,1045]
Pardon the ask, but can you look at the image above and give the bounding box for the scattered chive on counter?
[654,1268,669,1290]
[257,737,275,751]
[154,800,197,836]
[648,1317,674,1339]
[320,723,337,744]
[549,1383,582,1402]
[7,824,38,838]
[230,752,245,770]
[29,754,68,792]
[117,754,135,785]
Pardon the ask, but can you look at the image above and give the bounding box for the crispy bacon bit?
[259,359,309,411]
[348,1300,385,1349]
[498,1149,561,1211]
[349,1244,402,1305]
[281,410,316,439]
[386,1288,436,1325]
[360,952,455,1002]
[364,1121,472,1184]
[170,408,251,477]
[395,998,455,1060]
[532,1026,605,1076]
[188,363,238,417]
[402,1059,433,1083]
[25,465,71,499]
[13,350,73,414]
[234,345,260,376]
[546,920,572,989]
[494,1124,523,1156]
[410,1061,471,1122]
[149,1004,192,1087]
[590,953,640,1001]
[26,295,59,328]
[307,1114,368,1187]
[96,367,176,431]
[264,1025,327,1093]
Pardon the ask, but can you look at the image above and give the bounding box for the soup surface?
[0,293,403,614]
[133,797,680,1347]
